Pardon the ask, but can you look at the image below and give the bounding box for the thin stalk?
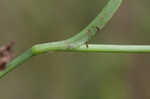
[0,49,33,78]
[2,43,150,78]
[0,0,123,78]
[60,44,150,53]
[32,0,122,55]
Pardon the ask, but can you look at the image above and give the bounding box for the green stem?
[32,0,122,55]
[0,0,123,78]
[1,43,150,78]
[60,44,150,53]
[2,44,150,78]
[0,49,33,78]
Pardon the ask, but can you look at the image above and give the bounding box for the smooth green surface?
[0,0,123,78]
[32,0,122,55]
[0,0,150,98]
[0,49,33,78]
[2,43,150,78]
[60,44,150,53]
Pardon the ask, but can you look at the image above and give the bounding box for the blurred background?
[0,0,149,99]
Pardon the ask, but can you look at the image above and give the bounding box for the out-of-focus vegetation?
[0,0,150,99]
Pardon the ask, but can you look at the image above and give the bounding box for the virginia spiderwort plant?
[2,0,144,78]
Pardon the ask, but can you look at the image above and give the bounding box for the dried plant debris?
[85,41,89,48]
[0,41,15,70]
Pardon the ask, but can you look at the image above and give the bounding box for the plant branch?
[32,0,123,55]
[2,43,150,78]
[0,0,123,78]
[62,44,150,53]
